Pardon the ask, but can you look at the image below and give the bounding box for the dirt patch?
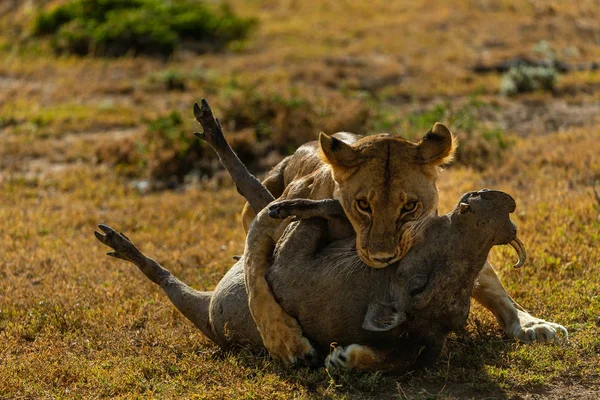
[484,98,600,136]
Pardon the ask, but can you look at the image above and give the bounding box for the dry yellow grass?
[1,0,600,398]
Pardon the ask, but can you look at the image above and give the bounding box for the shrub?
[220,85,372,152]
[500,66,557,96]
[103,111,262,184]
[396,98,515,170]
[33,0,257,57]
[142,111,205,182]
[97,85,373,186]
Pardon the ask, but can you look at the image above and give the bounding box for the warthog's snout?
[362,301,407,332]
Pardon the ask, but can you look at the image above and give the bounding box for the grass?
[1,130,599,398]
[1,0,600,398]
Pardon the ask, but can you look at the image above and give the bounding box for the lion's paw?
[257,310,317,365]
[325,344,382,371]
[507,310,568,343]
[263,330,316,365]
[325,345,353,370]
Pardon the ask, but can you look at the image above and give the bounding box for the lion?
[193,99,568,364]
[194,100,457,363]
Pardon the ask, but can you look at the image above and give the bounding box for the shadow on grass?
[203,335,520,399]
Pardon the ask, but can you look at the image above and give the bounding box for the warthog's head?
[361,189,525,337]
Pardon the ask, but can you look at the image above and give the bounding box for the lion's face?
[320,124,456,268]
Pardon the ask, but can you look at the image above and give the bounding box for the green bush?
[220,85,372,153]
[142,111,204,181]
[97,85,373,185]
[108,110,261,184]
[33,0,257,57]
[500,66,557,96]
[390,98,515,169]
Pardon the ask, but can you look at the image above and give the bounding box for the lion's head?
[319,123,457,268]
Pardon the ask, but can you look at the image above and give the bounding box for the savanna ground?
[1,0,600,398]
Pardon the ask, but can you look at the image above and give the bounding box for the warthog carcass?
[95,187,526,371]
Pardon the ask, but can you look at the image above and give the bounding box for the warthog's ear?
[319,132,360,169]
[478,190,517,213]
[416,123,457,166]
[362,302,407,332]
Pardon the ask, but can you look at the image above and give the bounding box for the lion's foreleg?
[244,210,316,364]
[472,261,567,342]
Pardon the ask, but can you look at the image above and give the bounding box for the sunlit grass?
[1,129,599,398]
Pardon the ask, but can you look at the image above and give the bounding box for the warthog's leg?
[193,99,275,214]
[194,100,326,363]
[94,225,217,343]
[241,157,290,232]
[268,198,345,221]
[473,261,568,342]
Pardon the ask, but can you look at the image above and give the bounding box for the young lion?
[194,100,568,364]
[194,100,456,363]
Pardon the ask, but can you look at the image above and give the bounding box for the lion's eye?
[356,199,371,213]
[403,201,417,213]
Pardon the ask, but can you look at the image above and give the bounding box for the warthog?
[95,187,526,371]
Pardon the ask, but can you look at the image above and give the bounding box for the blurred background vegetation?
[4,0,599,190]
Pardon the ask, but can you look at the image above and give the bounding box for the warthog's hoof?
[94,224,140,262]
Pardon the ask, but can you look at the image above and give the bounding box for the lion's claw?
[508,310,568,343]
[254,303,316,365]
[325,346,351,370]
[263,328,316,365]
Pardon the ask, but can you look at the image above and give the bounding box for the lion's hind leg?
[473,261,568,342]
[325,344,386,371]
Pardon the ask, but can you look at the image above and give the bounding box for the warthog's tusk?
[509,237,526,268]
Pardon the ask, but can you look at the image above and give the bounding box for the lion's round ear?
[319,132,360,168]
[416,123,457,166]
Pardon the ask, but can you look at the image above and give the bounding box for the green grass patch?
[0,100,136,137]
